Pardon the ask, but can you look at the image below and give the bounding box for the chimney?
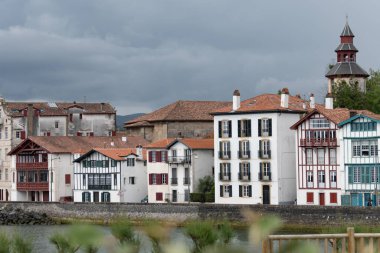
[121,136,127,142]
[110,141,115,147]
[325,93,334,109]
[280,88,289,108]
[27,103,34,136]
[232,90,240,111]
[136,145,143,158]
[310,93,315,109]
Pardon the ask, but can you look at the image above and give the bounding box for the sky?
[0,0,379,115]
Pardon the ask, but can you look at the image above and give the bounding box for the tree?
[197,176,214,194]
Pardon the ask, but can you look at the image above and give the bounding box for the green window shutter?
[348,167,353,184]
[361,167,366,184]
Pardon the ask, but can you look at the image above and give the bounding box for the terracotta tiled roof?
[290,105,380,129]
[4,102,115,117]
[125,121,154,128]
[94,148,137,161]
[211,94,309,115]
[8,135,149,155]
[145,138,213,150]
[125,100,231,126]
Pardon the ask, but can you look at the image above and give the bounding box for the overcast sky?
[0,0,379,114]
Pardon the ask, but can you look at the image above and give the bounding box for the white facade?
[147,140,214,203]
[214,112,300,205]
[73,151,147,203]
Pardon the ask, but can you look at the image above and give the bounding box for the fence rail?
[262,227,380,253]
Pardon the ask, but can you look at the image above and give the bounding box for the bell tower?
[326,19,369,92]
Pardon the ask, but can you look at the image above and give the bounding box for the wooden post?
[347,227,355,253]
[262,238,269,253]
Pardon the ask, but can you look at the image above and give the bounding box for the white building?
[146,138,213,203]
[7,135,148,202]
[212,89,308,205]
[73,147,147,203]
[0,98,117,201]
[338,112,380,206]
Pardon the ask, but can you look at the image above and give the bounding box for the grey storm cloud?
[0,0,379,114]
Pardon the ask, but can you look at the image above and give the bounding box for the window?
[352,140,378,157]
[55,121,59,128]
[129,177,135,184]
[307,171,313,186]
[239,185,252,197]
[15,131,21,139]
[101,192,111,202]
[156,192,163,201]
[114,174,117,186]
[259,140,271,158]
[220,163,231,181]
[127,158,135,167]
[161,174,167,184]
[88,174,112,189]
[353,167,361,183]
[0,169,2,180]
[151,151,156,162]
[111,160,117,167]
[259,118,272,137]
[371,167,379,183]
[219,141,231,159]
[317,149,324,165]
[307,192,314,203]
[83,174,86,187]
[5,169,8,181]
[4,127,8,139]
[219,120,231,138]
[239,140,250,158]
[329,149,337,165]
[238,119,251,137]
[330,171,337,187]
[152,174,157,184]
[351,122,377,132]
[318,171,325,186]
[82,192,91,202]
[161,151,167,162]
[306,149,313,164]
[310,118,330,128]
[40,171,48,182]
[330,193,337,204]
[240,163,250,176]
[220,185,232,197]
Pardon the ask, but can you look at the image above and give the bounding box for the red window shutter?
[148,151,152,162]
[77,132,81,136]
[156,192,163,201]
[156,151,161,162]
[157,174,162,185]
[330,193,337,203]
[90,132,94,137]
[20,131,26,140]
[306,192,314,203]
[47,132,51,136]
[149,174,153,185]
[65,174,71,184]
[112,131,116,136]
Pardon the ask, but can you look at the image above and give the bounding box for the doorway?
[319,193,325,206]
[263,185,270,204]
[93,192,99,203]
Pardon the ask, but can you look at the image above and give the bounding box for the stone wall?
[1,202,380,226]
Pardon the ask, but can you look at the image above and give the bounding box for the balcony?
[218,151,231,160]
[168,156,191,164]
[238,151,250,159]
[258,171,272,181]
[238,172,251,181]
[171,178,178,185]
[300,138,338,147]
[16,162,48,170]
[219,173,231,181]
[258,150,271,159]
[17,182,49,191]
[88,185,111,190]
[183,177,191,185]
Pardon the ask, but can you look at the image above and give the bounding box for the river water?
[0,225,257,253]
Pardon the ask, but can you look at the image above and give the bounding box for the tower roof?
[341,22,354,37]
[325,62,369,78]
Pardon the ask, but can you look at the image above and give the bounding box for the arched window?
[101,192,111,202]
[82,192,91,202]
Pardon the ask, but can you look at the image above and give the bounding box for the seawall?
[0,202,379,226]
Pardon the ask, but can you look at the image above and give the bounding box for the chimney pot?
[280,88,289,108]
[310,93,315,109]
[325,93,334,109]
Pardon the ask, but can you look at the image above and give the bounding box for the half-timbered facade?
[146,138,213,203]
[291,105,346,206]
[213,89,308,205]
[338,113,380,206]
[73,148,147,203]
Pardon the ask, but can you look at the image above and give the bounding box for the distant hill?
[116,113,145,130]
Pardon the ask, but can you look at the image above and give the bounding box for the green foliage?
[184,221,218,253]
[204,192,214,202]
[12,235,33,253]
[0,233,10,253]
[217,222,234,245]
[190,193,205,203]
[111,219,139,245]
[197,176,214,194]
